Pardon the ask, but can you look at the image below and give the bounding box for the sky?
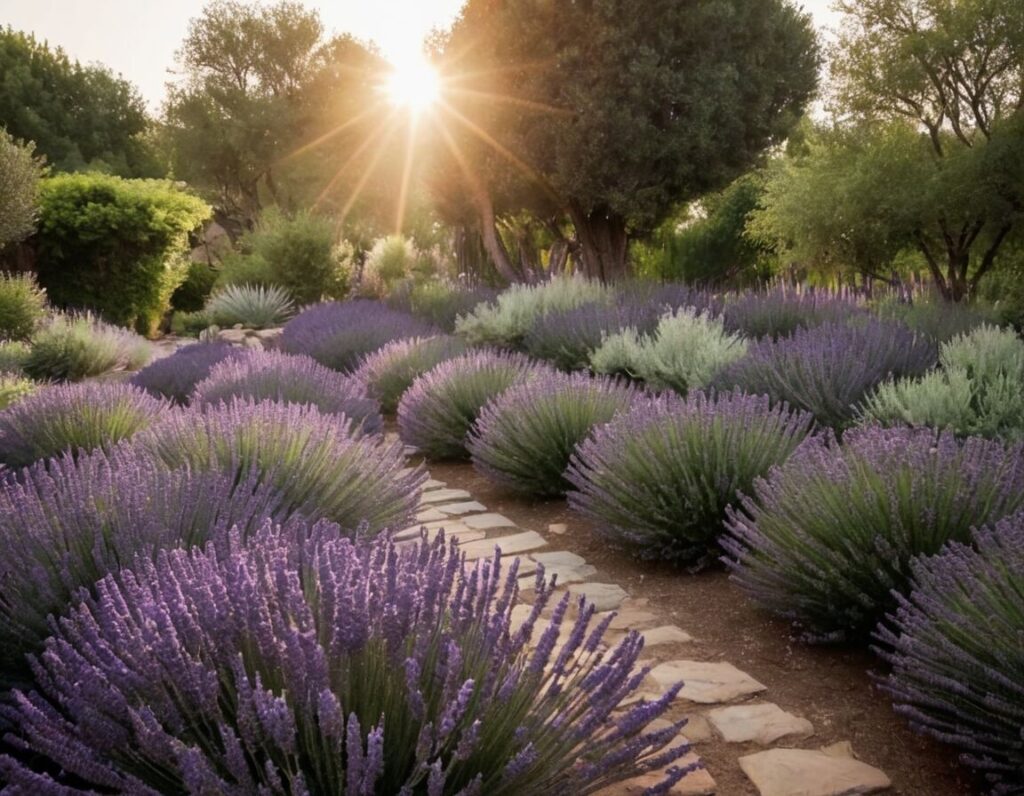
[2,0,841,110]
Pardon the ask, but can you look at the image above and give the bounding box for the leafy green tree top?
[0,130,45,250]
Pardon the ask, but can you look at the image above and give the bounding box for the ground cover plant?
[130,341,242,404]
[280,300,436,373]
[0,531,694,794]
[0,271,47,341]
[469,372,640,497]
[192,348,383,434]
[0,446,297,689]
[568,391,814,567]
[875,511,1024,794]
[0,381,169,470]
[714,319,938,428]
[724,425,1024,642]
[22,313,152,382]
[355,335,468,414]
[137,398,423,534]
[205,283,296,329]
[398,350,547,460]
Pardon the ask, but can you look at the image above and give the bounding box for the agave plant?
[130,341,242,404]
[205,283,296,329]
[875,511,1024,793]
[469,372,640,497]
[355,335,468,414]
[724,425,1024,642]
[568,391,814,566]
[0,381,170,470]
[0,530,695,794]
[22,312,152,382]
[193,348,383,433]
[137,398,423,534]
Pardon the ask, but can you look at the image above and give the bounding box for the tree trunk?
[569,202,630,282]
[465,178,518,285]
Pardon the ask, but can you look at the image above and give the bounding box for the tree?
[434,0,819,281]
[819,0,1024,300]
[163,1,389,228]
[0,131,44,250]
[0,27,159,176]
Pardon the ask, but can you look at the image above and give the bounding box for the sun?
[384,54,441,114]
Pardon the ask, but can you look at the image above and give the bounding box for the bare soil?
[426,459,982,796]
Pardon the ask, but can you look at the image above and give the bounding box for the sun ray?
[445,86,572,117]
[338,119,401,223]
[278,104,382,165]
[313,111,398,209]
[394,113,420,233]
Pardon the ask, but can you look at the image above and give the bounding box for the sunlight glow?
[384,55,441,113]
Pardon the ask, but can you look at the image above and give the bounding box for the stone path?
[400,465,893,796]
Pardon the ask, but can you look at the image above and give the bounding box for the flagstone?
[649,660,767,704]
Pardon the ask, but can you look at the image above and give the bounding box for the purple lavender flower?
[724,425,1024,642]
[721,286,866,340]
[0,381,171,470]
[875,511,1024,792]
[192,348,383,434]
[354,335,468,414]
[715,319,938,428]
[469,372,641,497]
[398,350,551,460]
[280,300,436,373]
[567,390,814,566]
[130,341,242,404]
[1,530,692,794]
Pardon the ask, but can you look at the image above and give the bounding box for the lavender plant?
[721,286,864,339]
[398,350,546,460]
[0,531,695,794]
[130,341,242,403]
[875,512,1024,793]
[138,398,423,534]
[469,372,640,497]
[355,335,468,414]
[280,300,436,373]
[568,392,814,566]
[724,426,1024,642]
[387,280,498,331]
[23,312,152,382]
[877,294,999,342]
[0,382,170,469]
[193,349,383,433]
[715,320,938,428]
[0,446,298,688]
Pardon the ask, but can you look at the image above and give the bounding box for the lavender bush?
[724,426,1024,642]
[355,335,468,414]
[875,512,1024,793]
[0,446,298,688]
[398,350,546,460]
[130,341,241,403]
[138,398,422,534]
[1,531,695,794]
[23,312,151,382]
[715,320,938,428]
[387,280,499,332]
[469,372,640,497]
[568,392,814,566]
[0,382,170,470]
[721,286,864,339]
[280,300,435,373]
[193,349,383,433]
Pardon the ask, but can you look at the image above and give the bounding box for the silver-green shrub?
[22,313,152,382]
[205,283,295,329]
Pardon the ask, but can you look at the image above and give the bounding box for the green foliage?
[220,211,351,303]
[456,276,610,348]
[862,325,1024,439]
[205,284,295,329]
[591,309,748,393]
[170,310,215,337]
[361,235,416,296]
[0,130,44,249]
[355,335,468,414]
[170,262,219,313]
[0,272,47,341]
[875,294,1000,342]
[34,173,212,334]
[0,341,30,374]
[0,27,159,176]
[22,313,151,382]
[0,374,35,410]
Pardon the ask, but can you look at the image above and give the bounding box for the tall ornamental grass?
[875,512,1024,794]
[469,372,640,497]
[724,426,1024,642]
[0,382,169,470]
[0,532,694,794]
[715,319,938,428]
[355,335,468,414]
[130,341,242,404]
[398,350,547,460]
[192,349,383,434]
[22,313,152,382]
[137,398,423,534]
[568,392,814,567]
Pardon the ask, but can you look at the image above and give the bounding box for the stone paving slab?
[434,501,488,515]
[739,742,891,796]
[459,530,548,560]
[648,660,767,704]
[461,512,518,530]
[419,488,472,505]
[707,703,814,745]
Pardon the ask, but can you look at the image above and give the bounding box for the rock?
[739,743,892,796]
[459,530,548,560]
[255,327,283,342]
[594,751,715,795]
[422,479,446,489]
[707,703,814,744]
[419,488,472,505]
[549,523,568,535]
[528,551,597,587]
[435,501,488,515]
[217,329,248,344]
[596,608,660,631]
[563,582,629,612]
[461,512,517,530]
[241,335,263,349]
[648,660,767,704]
[640,626,694,646]
[415,508,448,523]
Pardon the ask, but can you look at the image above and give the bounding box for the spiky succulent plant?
[205,283,295,329]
